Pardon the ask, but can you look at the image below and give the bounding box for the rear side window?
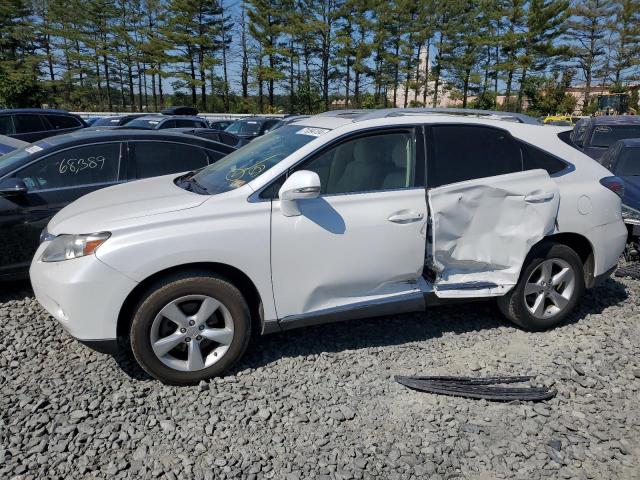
[46,115,82,130]
[17,143,121,191]
[0,115,15,135]
[131,142,209,179]
[429,125,522,187]
[520,142,567,175]
[590,125,640,148]
[14,114,47,133]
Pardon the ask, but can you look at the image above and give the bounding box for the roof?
[315,108,541,125]
[31,129,234,150]
[591,115,640,125]
[300,108,544,131]
[0,108,76,115]
[616,138,640,147]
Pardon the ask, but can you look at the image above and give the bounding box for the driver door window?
[302,131,417,195]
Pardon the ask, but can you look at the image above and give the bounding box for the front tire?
[130,273,251,385]
[497,242,585,331]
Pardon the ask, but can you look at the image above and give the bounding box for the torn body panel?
[428,169,560,297]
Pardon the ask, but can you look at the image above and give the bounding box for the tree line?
[1,0,639,115]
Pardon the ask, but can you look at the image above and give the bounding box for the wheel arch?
[117,262,265,340]
[536,232,595,287]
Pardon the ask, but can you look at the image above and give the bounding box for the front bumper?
[30,243,138,347]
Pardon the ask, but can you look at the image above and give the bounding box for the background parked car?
[224,117,283,142]
[166,127,248,148]
[124,115,209,130]
[208,119,236,130]
[88,114,148,129]
[0,135,28,155]
[84,117,101,126]
[278,115,311,127]
[569,115,640,160]
[0,109,87,142]
[600,139,640,260]
[0,130,234,279]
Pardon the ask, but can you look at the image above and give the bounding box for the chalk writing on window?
[58,156,106,174]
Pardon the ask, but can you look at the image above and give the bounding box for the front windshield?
[616,147,640,176]
[192,125,328,194]
[225,120,262,135]
[591,125,640,148]
[93,117,123,126]
[0,145,39,174]
[125,118,161,129]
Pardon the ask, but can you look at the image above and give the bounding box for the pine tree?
[567,0,615,111]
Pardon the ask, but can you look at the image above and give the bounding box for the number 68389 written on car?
[58,156,106,174]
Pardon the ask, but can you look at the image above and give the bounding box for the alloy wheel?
[524,258,576,320]
[149,294,234,372]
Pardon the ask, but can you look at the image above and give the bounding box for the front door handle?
[388,210,424,224]
[524,192,555,203]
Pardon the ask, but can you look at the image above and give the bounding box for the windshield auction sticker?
[296,127,330,137]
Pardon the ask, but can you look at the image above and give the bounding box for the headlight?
[622,204,640,224]
[41,232,111,262]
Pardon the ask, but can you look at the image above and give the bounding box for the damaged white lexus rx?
[30,109,627,384]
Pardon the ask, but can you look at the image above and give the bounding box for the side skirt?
[278,292,426,332]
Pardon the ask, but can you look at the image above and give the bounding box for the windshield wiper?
[176,172,209,194]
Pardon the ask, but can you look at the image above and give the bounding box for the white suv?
[30,109,627,384]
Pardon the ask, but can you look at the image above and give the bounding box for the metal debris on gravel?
[1,276,639,479]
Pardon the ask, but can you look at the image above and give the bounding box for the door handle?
[387,211,424,224]
[524,192,555,203]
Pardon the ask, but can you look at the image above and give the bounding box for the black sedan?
[600,139,640,260]
[224,117,283,142]
[570,115,640,161]
[88,114,148,128]
[166,127,248,148]
[0,109,87,142]
[0,130,234,279]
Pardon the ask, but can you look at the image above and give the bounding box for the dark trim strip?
[278,292,425,331]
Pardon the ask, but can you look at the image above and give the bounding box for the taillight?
[600,176,625,199]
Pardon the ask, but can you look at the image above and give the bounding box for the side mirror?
[0,177,28,196]
[278,170,321,217]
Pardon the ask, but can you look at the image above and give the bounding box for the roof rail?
[319,108,541,125]
[352,108,541,125]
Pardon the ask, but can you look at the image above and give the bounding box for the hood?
[621,175,640,211]
[48,174,208,234]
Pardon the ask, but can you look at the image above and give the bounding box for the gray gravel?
[1,276,639,480]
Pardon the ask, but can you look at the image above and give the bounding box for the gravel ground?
[1,275,639,480]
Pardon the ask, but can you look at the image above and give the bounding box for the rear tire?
[497,242,585,331]
[130,273,251,385]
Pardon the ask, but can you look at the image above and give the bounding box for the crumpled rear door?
[427,169,560,298]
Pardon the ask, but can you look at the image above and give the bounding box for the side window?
[520,142,567,175]
[429,125,521,187]
[132,142,209,179]
[14,114,47,133]
[17,143,121,191]
[174,119,197,128]
[206,149,225,163]
[157,119,176,129]
[46,115,82,130]
[302,131,416,195]
[0,115,15,135]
